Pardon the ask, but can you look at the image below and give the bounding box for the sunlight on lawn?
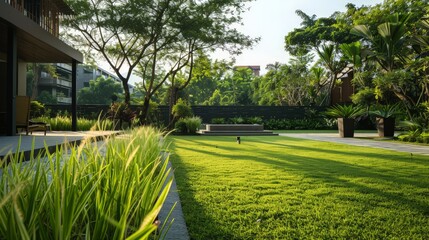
[170,136,429,239]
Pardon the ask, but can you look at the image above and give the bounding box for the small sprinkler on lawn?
[236,136,241,144]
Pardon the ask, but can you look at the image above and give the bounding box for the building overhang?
[0,2,83,63]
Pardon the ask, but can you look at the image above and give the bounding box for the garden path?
[279,133,429,156]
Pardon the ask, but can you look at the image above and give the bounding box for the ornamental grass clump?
[0,127,172,239]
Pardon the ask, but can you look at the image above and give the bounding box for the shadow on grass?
[169,136,429,239]
[169,144,236,240]
[174,137,429,216]
[244,149,429,215]
[252,136,429,166]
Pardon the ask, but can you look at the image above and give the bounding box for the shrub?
[175,117,202,134]
[230,117,244,124]
[246,116,263,124]
[183,117,202,134]
[0,126,173,239]
[175,119,187,134]
[211,118,225,124]
[30,100,45,118]
[172,99,193,119]
[108,102,136,123]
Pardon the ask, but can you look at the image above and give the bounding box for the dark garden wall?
[190,106,327,123]
[45,104,327,123]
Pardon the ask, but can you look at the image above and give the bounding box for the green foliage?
[252,55,319,106]
[369,104,401,118]
[34,116,114,131]
[171,135,429,239]
[0,127,173,239]
[78,77,123,104]
[263,118,336,130]
[325,104,366,119]
[211,118,226,124]
[172,99,193,119]
[285,9,359,56]
[64,0,256,116]
[351,87,376,106]
[183,117,202,134]
[230,117,244,124]
[247,116,263,125]
[36,90,57,104]
[174,119,188,134]
[175,117,202,134]
[144,101,165,128]
[108,102,136,123]
[30,101,45,118]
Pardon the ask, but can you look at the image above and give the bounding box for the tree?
[37,90,57,104]
[252,54,316,106]
[64,0,256,125]
[285,6,360,56]
[316,44,347,105]
[183,54,232,105]
[26,64,58,100]
[78,77,123,104]
[64,0,177,104]
[351,14,417,109]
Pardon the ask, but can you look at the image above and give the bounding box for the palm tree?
[351,13,415,111]
[351,14,410,72]
[316,44,346,105]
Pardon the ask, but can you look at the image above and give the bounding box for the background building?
[33,64,134,104]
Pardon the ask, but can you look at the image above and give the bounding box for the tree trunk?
[139,97,151,125]
[122,80,131,104]
[31,63,40,100]
[167,86,180,128]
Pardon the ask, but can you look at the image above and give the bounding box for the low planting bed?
[0,127,172,239]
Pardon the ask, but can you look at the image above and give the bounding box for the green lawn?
[169,135,429,239]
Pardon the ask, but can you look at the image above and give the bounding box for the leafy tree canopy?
[78,77,123,104]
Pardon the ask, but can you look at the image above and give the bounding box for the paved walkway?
[0,131,121,159]
[279,133,429,156]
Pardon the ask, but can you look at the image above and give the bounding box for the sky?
[119,0,385,84]
[214,0,385,75]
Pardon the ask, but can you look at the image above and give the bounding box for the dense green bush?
[172,99,193,119]
[175,117,202,134]
[262,118,337,130]
[183,117,202,134]
[175,119,188,134]
[211,118,225,124]
[30,100,46,118]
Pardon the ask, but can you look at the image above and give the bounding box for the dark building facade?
[0,0,83,135]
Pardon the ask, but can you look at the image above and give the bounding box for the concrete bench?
[206,124,264,131]
[199,124,278,136]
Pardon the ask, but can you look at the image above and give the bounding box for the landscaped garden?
[169,135,429,239]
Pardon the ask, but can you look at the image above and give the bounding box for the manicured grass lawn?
[169,135,429,239]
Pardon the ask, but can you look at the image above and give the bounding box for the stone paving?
[279,132,429,156]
